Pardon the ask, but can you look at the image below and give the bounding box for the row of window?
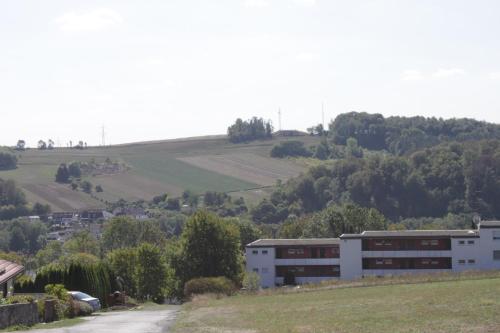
[457,240,475,245]
[252,250,268,255]
[374,258,442,266]
[458,259,476,265]
[374,239,442,246]
[252,267,269,274]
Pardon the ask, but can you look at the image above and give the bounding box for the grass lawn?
[174,275,500,333]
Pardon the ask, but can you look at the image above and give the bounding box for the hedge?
[15,263,116,306]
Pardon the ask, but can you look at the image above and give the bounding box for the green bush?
[15,262,115,307]
[45,284,70,301]
[184,277,236,298]
[67,300,93,317]
[242,272,260,292]
[4,295,35,304]
[270,141,312,158]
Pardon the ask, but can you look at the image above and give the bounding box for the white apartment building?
[246,221,500,287]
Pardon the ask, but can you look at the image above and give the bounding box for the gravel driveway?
[19,307,179,333]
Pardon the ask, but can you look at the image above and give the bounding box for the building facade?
[246,221,500,287]
[245,239,340,288]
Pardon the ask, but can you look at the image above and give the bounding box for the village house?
[0,260,24,298]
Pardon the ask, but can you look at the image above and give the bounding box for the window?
[431,260,439,265]
[253,268,259,273]
[262,250,268,255]
[493,250,500,261]
[467,240,475,245]
[376,259,384,265]
[468,259,476,264]
[287,249,296,255]
[430,240,439,246]
[262,267,269,273]
[421,240,429,246]
[297,248,304,255]
[375,240,392,246]
[252,250,258,255]
[458,240,465,245]
[493,231,500,240]
[297,267,305,272]
[421,259,431,265]
[458,259,466,265]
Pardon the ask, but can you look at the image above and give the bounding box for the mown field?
[0,135,319,211]
[174,272,500,333]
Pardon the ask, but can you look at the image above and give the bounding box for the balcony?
[274,258,340,265]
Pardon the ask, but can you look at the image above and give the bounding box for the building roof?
[340,229,478,239]
[0,260,24,285]
[247,238,340,248]
[479,221,500,228]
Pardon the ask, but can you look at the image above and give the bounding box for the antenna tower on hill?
[101,125,106,146]
[322,102,325,128]
[278,108,282,131]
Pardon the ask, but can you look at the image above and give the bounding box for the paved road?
[25,307,179,333]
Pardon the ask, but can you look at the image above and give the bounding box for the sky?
[1,0,500,147]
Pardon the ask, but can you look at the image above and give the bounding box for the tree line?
[0,178,50,221]
[227,117,273,143]
[263,140,500,222]
[329,112,500,155]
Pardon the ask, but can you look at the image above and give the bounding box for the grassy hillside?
[0,135,319,211]
[174,272,500,333]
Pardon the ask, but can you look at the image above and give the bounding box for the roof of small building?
[0,260,24,285]
[247,238,340,248]
[479,221,500,227]
[340,229,478,239]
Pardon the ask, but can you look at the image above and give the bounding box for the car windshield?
[73,292,92,300]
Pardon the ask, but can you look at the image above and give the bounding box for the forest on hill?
[262,140,500,222]
[255,112,500,228]
[329,112,500,155]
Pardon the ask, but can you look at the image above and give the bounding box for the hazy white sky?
[1,0,500,146]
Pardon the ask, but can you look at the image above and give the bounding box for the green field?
[174,273,500,333]
[0,135,319,211]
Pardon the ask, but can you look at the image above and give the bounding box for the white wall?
[478,226,500,270]
[340,239,362,280]
[362,269,451,276]
[245,247,275,288]
[451,238,480,272]
[295,276,339,285]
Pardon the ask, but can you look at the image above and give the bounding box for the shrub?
[184,277,236,298]
[242,272,260,292]
[270,141,312,158]
[68,300,93,317]
[4,295,35,304]
[45,284,70,301]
